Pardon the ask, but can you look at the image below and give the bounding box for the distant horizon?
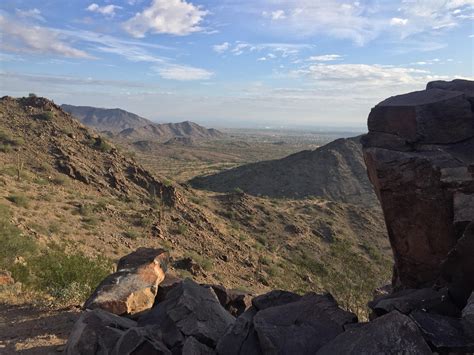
[1,0,473,127]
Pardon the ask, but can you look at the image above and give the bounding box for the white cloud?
[86,3,122,17]
[154,64,213,81]
[15,8,45,22]
[390,17,408,26]
[123,0,208,37]
[307,54,342,61]
[213,42,230,54]
[257,0,473,46]
[257,57,267,61]
[0,15,92,59]
[294,63,433,86]
[263,9,286,20]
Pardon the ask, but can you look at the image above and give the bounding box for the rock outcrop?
[84,248,169,316]
[362,79,474,303]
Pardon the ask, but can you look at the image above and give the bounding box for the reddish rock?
[0,270,14,285]
[84,248,169,316]
[362,80,474,299]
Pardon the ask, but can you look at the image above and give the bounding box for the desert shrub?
[87,136,113,153]
[185,252,213,271]
[37,111,54,121]
[124,230,139,239]
[51,174,68,186]
[0,205,37,270]
[291,250,327,277]
[176,223,187,235]
[30,251,111,302]
[7,193,30,208]
[0,129,24,152]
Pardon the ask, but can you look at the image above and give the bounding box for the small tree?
[28,93,37,98]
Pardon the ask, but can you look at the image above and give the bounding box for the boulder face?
[84,248,169,316]
[362,79,474,300]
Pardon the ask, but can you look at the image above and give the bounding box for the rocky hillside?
[62,104,224,141]
[61,104,151,133]
[190,136,377,206]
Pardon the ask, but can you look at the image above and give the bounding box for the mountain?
[117,121,224,141]
[190,136,377,207]
[61,104,152,133]
[62,104,224,141]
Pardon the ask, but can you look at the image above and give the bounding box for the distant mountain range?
[61,104,224,141]
[190,136,377,207]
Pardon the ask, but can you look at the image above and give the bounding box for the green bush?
[0,130,24,152]
[37,111,54,121]
[87,137,113,153]
[7,194,30,208]
[176,223,187,235]
[0,205,37,270]
[0,204,110,303]
[30,251,111,302]
[124,230,139,239]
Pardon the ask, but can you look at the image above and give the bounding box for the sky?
[0,0,473,129]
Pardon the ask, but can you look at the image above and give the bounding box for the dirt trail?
[0,304,79,354]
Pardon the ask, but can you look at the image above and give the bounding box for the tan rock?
[84,248,169,316]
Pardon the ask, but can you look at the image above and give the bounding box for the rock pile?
[64,79,474,354]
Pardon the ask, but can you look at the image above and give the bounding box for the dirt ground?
[0,303,80,354]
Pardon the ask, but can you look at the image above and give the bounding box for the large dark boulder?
[138,278,235,351]
[253,293,356,354]
[317,311,432,354]
[217,291,356,355]
[362,80,474,300]
[369,288,460,318]
[64,309,137,354]
[410,310,474,353]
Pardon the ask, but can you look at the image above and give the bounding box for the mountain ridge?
[61,104,224,141]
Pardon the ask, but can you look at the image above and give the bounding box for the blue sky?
[0,0,473,128]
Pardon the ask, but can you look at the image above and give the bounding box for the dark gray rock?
[183,336,216,355]
[64,309,137,355]
[216,307,262,355]
[426,79,474,99]
[317,311,432,354]
[138,278,235,350]
[411,310,474,353]
[205,284,253,317]
[252,290,301,311]
[369,288,460,318]
[367,88,473,144]
[112,327,171,355]
[154,274,182,305]
[253,293,356,354]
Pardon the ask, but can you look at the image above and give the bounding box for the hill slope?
[61,104,151,133]
[190,136,377,206]
[118,121,224,141]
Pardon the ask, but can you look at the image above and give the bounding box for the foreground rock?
[84,248,169,316]
[217,291,357,354]
[362,79,474,301]
[139,278,235,352]
[317,311,432,354]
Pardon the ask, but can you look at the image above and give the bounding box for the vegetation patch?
[7,194,30,208]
